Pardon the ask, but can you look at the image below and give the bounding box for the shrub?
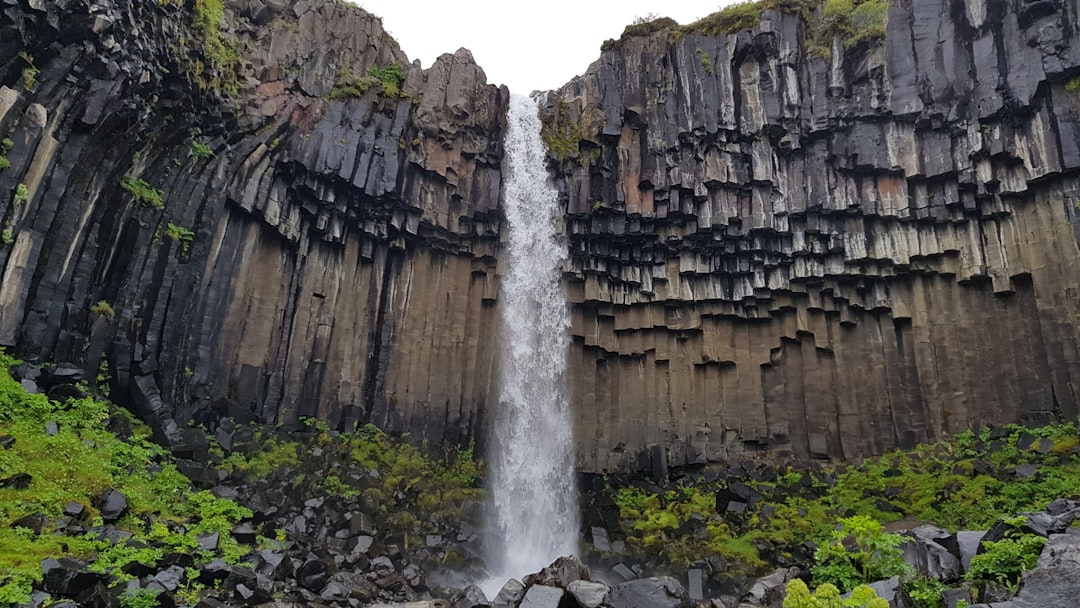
[966,518,1047,589]
[165,222,195,253]
[120,176,164,209]
[0,157,10,171]
[812,515,912,592]
[12,183,29,205]
[91,300,116,322]
[784,579,889,608]
[189,141,214,159]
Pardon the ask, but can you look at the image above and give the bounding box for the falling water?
[483,94,579,591]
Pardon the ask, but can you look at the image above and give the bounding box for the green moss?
[0,350,254,603]
[120,176,164,209]
[165,222,194,253]
[189,141,213,159]
[1065,77,1080,93]
[158,0,239,95]
[330,63,407,100]
[12,183,29,206]
[91,300,116,322]
[540,100,583,162]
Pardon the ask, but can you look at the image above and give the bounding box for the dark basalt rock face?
[2,0,1080,473]
[543,2,1080,470]
[0,0,507,448]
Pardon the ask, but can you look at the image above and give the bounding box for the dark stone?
[1014,464,1037,479]
[606,576,686,608]
[0,435,14,449]
[230,521,257,544]
[687,568,704,601]
[522,555,591,588]
[44,421,58,436]
[41,557,105,596]
[0,473,32,489]
[493,578,525,608]
[943,588,972,608]
[452,584,490,608]
[148,565,185,592]
[611,563,637,582]
[297,557,330,591]
[519,585,564,608]
[865,576,915,608]
[11,512,49,534]
[1011,529,1080,608]
[591,526,611,552]
[743,567,799,607]
[957,530,985,572]
[63,501,86,520]
[97,488,128,522]
[196,531,219,551]
[254,549,292,580]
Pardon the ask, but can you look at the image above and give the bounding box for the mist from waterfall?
[482,94,579,593]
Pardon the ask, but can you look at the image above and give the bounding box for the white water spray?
[483,94,579,592]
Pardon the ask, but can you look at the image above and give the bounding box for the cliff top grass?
[601,0,889,57]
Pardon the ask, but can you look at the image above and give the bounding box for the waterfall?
[483,94,579,590]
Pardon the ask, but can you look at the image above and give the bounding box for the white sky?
[352,1,731,94]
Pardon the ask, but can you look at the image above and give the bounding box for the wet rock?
[297,557,330,591]
[518,585,564,608]
[902,525,962,581]
[606,576,686,608]
[567,580,609,608]
[492,579,525,608]
[148,565,186,592]
[1011,528,1080,608]
[956,531,986,573]
[743,567,799,607]
[450,584,489,608]
[523,555,590,587]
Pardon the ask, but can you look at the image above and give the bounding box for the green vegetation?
[784,579,889,608]
[18,52,38,91]
[965,517,1047,591]
[165,222,195,253]
[607,420,1080,585]
[90,300,116,322]
[812,515,911,592]
[540,99,583,163]
[189,140,214,159]
[0,350,253,604]
[12,183,29,206]
[1065,77,1080,93]
[159,0,239,95]
[601,0,888,57]
[0,138,12,172]
[212,420,482,551]
[330,63,407,100]
[697,48,714,75]
[1,229,12,245]
[120,176,164,209]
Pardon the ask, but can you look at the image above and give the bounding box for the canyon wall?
[546,0,1080,470]
[0,0,507,446]
[2,0,1080,472]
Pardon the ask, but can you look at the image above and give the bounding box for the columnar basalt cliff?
[2,0,1080,473]
[544,0,1080,470]
[0,0,508,445]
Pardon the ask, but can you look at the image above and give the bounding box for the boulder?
[743,567,799,607]
[451,584,490,608]
[606,576,686,608]
[493,579,526,608]
[523,555,590,588]
[568,580,609,608]
[518,585,564,608]
[97,488,128,522]
[865,576,914,608]
[1010,528,1080,608]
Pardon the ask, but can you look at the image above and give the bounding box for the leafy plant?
[812,515,912,592]
[119,587,160,608]
[165,222,195,253]
[784,579,889,608]
[189,141,214,159]
[905,575,946,608]
[966,517,1046,589]
[91,300,116,322]
[0,157,10,171]
[12,183,29,205]
[120,176,164,209]
[18,52,38,91]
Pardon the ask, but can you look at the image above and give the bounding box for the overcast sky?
[353,1,731,94]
